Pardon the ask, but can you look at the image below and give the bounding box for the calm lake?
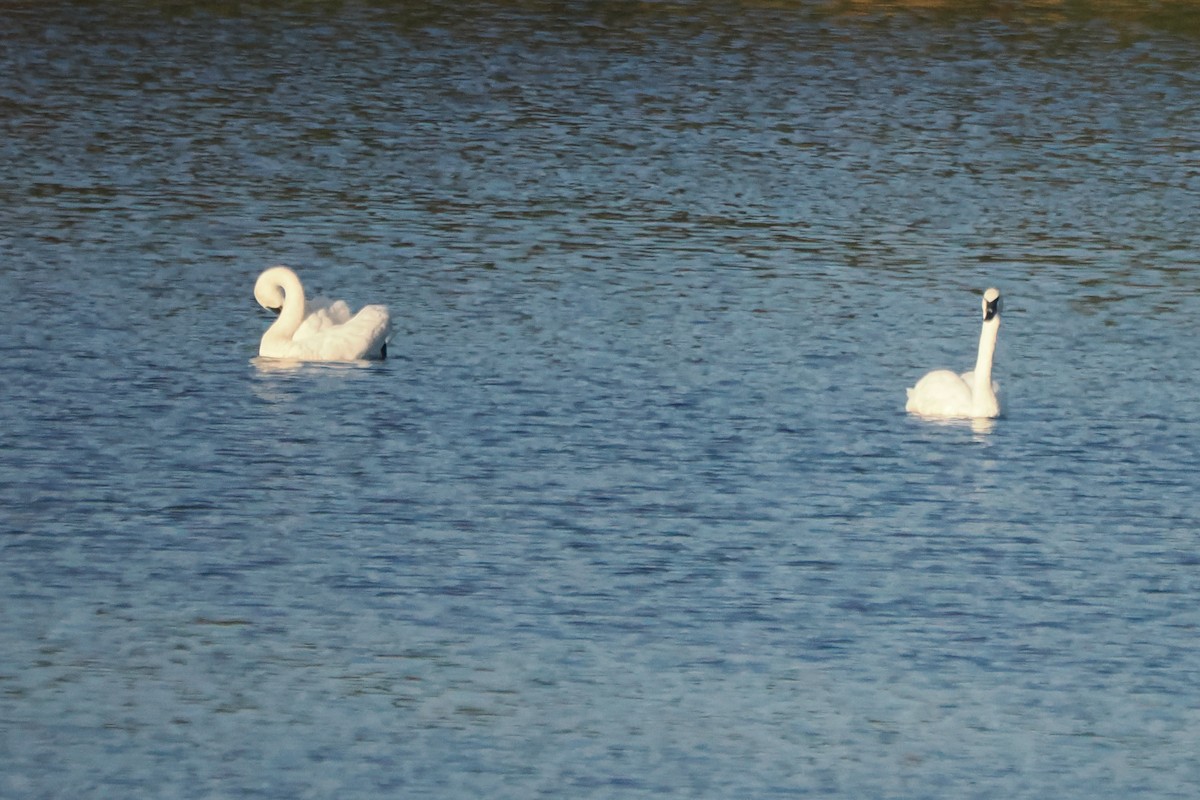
[2,2,1199,797]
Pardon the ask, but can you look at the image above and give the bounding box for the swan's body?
[254,266,390,361]
[906,288,1001,419]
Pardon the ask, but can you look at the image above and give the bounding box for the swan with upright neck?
[906,288,1002,419]
[254,266,391,361]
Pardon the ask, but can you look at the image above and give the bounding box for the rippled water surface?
[3,2,1200,797]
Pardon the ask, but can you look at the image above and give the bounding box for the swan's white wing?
[308,297,353,325]
[295,300,353,340]
[906,369,973,417]
[293,296,353,340]
[293,304,391,361]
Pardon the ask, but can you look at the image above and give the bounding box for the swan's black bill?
[984,296,1000,321]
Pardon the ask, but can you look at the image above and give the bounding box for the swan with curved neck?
[906,288,1001,419]
[254,266,390,361]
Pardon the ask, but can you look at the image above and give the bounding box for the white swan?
[906,287,1001,419]
[254,266,391,361]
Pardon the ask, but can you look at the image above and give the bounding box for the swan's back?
[905,369,973,417]
[272,304,390,361]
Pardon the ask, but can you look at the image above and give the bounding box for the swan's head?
[254,285,284,314]
[982,287,1001,321]
[254,266,293,313]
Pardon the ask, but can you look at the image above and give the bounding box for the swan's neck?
[264,269,306,344]
[971,316,1000,413]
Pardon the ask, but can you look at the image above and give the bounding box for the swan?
[254,265,391,361]
[906,287,1001,419]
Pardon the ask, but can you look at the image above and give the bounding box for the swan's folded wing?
[306,304,391,361]
[907,369,973,417]
[322,299,353,325]
[296,298,354,340]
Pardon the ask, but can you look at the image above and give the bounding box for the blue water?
[3,3,1200,797]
